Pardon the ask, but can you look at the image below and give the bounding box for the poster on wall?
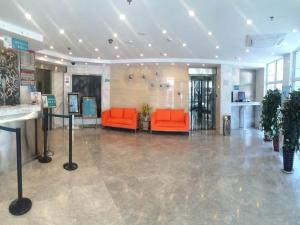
[68,93,80,114]
[21,69,35,86]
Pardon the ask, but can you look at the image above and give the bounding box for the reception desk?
[0,104,43,173]
[231,102,261,129]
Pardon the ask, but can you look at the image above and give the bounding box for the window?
[266,58,283,91]
[293,50,300,90]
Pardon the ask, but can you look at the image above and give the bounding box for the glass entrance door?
[190,75,216,131]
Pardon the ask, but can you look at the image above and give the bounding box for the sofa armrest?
[101,110,110,124]
[184,113,190,130]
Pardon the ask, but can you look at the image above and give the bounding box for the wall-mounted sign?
[12,37,29,51]
[42,95,56,108]
[233,85,240,91]
[65,75,70,86]
[21,69,35,86]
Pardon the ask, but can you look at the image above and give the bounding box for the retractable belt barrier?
[0,126,32,216]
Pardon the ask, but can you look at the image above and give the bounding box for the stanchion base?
[63,162,78,171]
[38,156,52,163]
[9,197,32,216]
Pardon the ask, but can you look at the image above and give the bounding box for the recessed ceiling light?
[148,43,152,47]
[140,63,144,66]
[162,29,167,34]
[94,48,99,52]
[215,55,219,59]
[202,64,205,66]
[44,55,48,58]
[292,28,298,33]
[119,14,126,20]
[116,55,120,58]
[245,49,250,53]
[188,10,195,17]
[25,13,31,20]
[113,33,118,38]
[78,39,83,43]
[208,31,213,36]
[114,46,119,50]
[126,64,130,66]
[155,63,159,66]
[59,29,64,34]
[69,52,72,55]
[187,64,190,66]
[140,53,144,57]
[182,43,187,47]
[216,45,220,49]
[163,53,168,57]
[97,56,101,59]
[85,62,88,65]
[50,45,54,49]
[246,19,253,25]
[61,59,64,62]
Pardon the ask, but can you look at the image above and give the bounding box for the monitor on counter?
[238,92,246,102]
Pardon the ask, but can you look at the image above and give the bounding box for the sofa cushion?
[156,109,171,121]
[156,121,185,128]
[171,109,185,122]
[110,108,123,118]
[107,118,132,125]
[124,108,136,119]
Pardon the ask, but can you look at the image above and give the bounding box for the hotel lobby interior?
[0,0,300,224]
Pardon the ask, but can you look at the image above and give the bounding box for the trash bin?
[223,115,231,136]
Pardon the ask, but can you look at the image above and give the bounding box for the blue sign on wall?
[12,37,29,51]
[82,97,97,118]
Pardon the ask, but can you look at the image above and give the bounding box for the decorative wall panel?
[0,49,20,106]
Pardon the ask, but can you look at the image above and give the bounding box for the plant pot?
[264,133,272,142]
[272,137,279,152]
[282,147,295,173]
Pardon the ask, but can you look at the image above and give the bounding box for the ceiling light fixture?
[208,31,212,36]
[116,55,120,58]
[162,29,167,34]
[188,10,195,17]
[246,49,250,53]
[187,64,190,66]
[94,48,99,52]
[97,57,101,59]
[113,33,118,38]
[85,62,88,65]
[163,53,168,57]
[246,19,253,25]
[202,64,205,66]
[148,43,152,47]
[216,45,220,49]
[126,63,130,66]
[292,28,298,33]
[61,59,64,62]
[114,46,119,50]
[215,55,219,59]
[120,14,126,21]
[50,45,54,49]
[69,52,72,55]
[44,55,48,58]
[140,63,144,66]
[140,53,144,57]
[78,39,83,43]
[59,29,64,34]
[25,13,31,20]
[182,43,187,47]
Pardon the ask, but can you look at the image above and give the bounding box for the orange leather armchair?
[151,109,189,132]
[102,108,138,131]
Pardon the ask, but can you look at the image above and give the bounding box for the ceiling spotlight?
[140,63,144,66]
[155,63,159,66]
[163,53,168,57]
[61,59,64,62]
[59,29,64,34]
[216,45,220,49]
[187,64,190,66]
[94,48,99,52]
[148,43,152,47]
[246,19,253,25]
[85,62,88,65]
[246,49,250,53]
[116,55,120,58]
[44,55,48,58]
[50,45,54,49]
[140,53,144,57]
[293,28,298,33]
[120,14,126,21]
[188,10,195,17]
[113,33,118,38]
[182,43,187,47]
[126,63,130,66]
[215,55,219,59]
[114,46,119,50]
[202,64,205,66]
[162,29,167,34]
[25,13,31,20]
[208,31,213,36]
[69,52,72,55]
[78,39,83,43]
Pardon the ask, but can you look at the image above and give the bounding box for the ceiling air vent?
[245,33,286,48]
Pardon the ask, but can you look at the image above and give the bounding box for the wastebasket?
[223,115,231,136]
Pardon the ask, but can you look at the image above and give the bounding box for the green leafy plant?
[141,103,152,121]
[261,89,282,138]
[281,90,300,151]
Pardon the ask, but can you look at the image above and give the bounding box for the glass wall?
[266,58,283,91]
[293,50,300,90]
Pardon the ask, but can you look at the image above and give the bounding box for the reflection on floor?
[0,128,300,225]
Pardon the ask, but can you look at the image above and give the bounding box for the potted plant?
[140,103,152,130]
[261,89,282,151]
[281,90,300,173]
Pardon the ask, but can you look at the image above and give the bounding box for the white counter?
[0,104,41,124]
[231,102,261,129]
[231,101,261,107]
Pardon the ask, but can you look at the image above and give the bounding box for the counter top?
[231,101,261,106]
[0,104,41,124]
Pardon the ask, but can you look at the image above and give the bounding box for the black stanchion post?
[63,115,78,171]
[9,128,32,216]
[39,108,52,163]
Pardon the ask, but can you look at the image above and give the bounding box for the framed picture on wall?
[68,93,80,114]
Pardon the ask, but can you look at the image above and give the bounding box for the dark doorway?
[72,75,102,117]
[35,69,51,94]
[189,71,216,131]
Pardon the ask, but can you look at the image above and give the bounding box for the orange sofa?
[151,109,189,132]
[102,108,138,131]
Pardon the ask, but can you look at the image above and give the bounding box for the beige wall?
[110,65,189,112]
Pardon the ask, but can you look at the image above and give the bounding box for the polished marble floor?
[0,128,300,225]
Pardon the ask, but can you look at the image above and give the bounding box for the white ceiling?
[0,0,300,64]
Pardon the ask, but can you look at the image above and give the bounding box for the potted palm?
[140,103,152,131]
[261,89,282,151]
[281,90,300,173]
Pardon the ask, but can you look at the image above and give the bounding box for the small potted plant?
[140,103,152,130]
[281,90,300,173]
[261,89,282,151]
